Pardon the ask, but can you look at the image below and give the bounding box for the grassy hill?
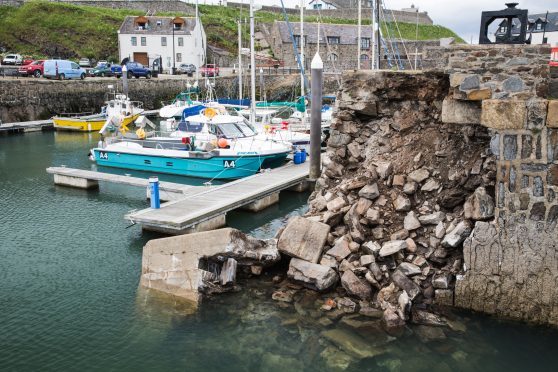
[0,1,464,61]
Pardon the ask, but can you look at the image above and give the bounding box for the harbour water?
[1,132,558,371]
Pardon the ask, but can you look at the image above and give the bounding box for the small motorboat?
[53,93,143,132]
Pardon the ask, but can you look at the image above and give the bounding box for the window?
[360,54,369,61]
[361,37,370,50]
[71,62,79,69]
[161,37,167,46]
[499,26,507,33]
[178,37,184,47]
[131,36,137,46]
[327,53,338,61]
[535,22,543,31]
[156,20,162,26]
[176,53,182,62]
[327,36,340,44]
[141,37,146,46]
[293,35,306,46]
[174,23,182,30]
[313,4,322,9]
[137,22,146,30]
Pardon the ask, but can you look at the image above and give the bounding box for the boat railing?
[57,111,95,118]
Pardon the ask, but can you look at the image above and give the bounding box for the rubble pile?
[276,71,498,331]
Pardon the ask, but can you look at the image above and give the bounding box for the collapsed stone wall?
[425,44,558,325]
[277,70,497,331]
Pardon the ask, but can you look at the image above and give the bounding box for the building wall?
[269,23,441,71]
[531,31,558,47]
[118,24,206,72]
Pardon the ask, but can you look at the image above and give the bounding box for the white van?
[43,59,87,80]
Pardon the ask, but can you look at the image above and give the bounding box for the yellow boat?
[52,93,144,132]
[52,113,140,132]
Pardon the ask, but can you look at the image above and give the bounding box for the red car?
[22,58,34,65]
[200,64,220,77]
[18,60,45,77]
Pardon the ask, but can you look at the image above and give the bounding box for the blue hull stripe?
[93,149,288,179]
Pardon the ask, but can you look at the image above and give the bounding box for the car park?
[2,54,23,65]
[18,60,45,77]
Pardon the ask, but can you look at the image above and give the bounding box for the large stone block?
[481,99,527,130]
[277,216,330,263]
[547,100,558,128]
[441,99,481,124]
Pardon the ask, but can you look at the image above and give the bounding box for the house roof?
[528,12,558,33]
[119,16,198,35]
[275,21,374,45]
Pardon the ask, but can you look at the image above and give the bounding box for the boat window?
[236,121,256,136]
[177,121,203,132]
[215,123,244,138]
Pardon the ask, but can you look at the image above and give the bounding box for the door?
[133,52,149,67]
[70,62,80,78]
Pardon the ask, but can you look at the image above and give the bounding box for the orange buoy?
[217,138,228,148]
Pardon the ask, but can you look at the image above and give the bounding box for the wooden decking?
[126,162,310,234]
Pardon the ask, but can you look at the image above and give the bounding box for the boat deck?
[126,162,310,234]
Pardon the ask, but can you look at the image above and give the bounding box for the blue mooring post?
[149,177,161,209]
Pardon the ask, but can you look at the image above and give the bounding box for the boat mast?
[357,0,361,70]
[300,0,306,123]
[372,0,380,70]
[238,17,243,101]
[249,0,256,125]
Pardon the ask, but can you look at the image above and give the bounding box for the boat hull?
[53,114,140,132]
[92,148,289,180]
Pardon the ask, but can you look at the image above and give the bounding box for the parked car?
[22,57,34,65]
[43,59,87,80]
[112,62,155,79]
[18,60,45,77]
[200,64,219,77]
[178,63,196,76]
[96,60,108,67]
[89,63,114,77]
[79,58,91,67]
[2,54,23,65]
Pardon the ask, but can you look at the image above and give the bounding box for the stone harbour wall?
[428,44,558,325]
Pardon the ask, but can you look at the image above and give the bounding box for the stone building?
[267,21,446,71]
[118,15,206,73]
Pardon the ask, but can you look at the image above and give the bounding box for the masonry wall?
[427,44,558,325]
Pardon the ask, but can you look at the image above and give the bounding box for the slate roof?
[528,12,558,33]
[275,21,374,45]
[119,16,198,35]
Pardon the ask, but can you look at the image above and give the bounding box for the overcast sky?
[253,0,554,43]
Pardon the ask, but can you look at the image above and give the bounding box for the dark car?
[178,63,196,76]
[90,63,114,77]
[112,62,155,79]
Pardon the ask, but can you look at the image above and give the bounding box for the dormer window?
[172,17,185,31]
[157,20,162,26]
[134,16,149,31]
[535,22,543,31]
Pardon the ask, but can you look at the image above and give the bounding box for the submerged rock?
[321,328,387,359]
[287,258,338,291]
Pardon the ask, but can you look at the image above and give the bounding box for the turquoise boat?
[91,110,292,180]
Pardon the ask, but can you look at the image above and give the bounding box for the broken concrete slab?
[277,216,330,263]
[287,258,338,291]
[140,228,279,305]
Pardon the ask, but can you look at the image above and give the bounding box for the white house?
[118,16,206,73]
[306,0,338,10]
[528,12,558,46]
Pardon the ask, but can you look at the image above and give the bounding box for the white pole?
[300,0,305,99]
[357,0,361,70]
[414,7,419,70]
[249,0,256,126]
[238,19,243,101]
[373,0,380,70]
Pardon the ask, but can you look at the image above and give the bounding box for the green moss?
[0,1,464,60]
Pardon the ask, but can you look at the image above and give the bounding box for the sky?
[251,0,555,43]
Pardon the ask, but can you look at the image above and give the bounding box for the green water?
[1,132,557,371]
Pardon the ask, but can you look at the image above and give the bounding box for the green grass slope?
[0,1,464,60]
